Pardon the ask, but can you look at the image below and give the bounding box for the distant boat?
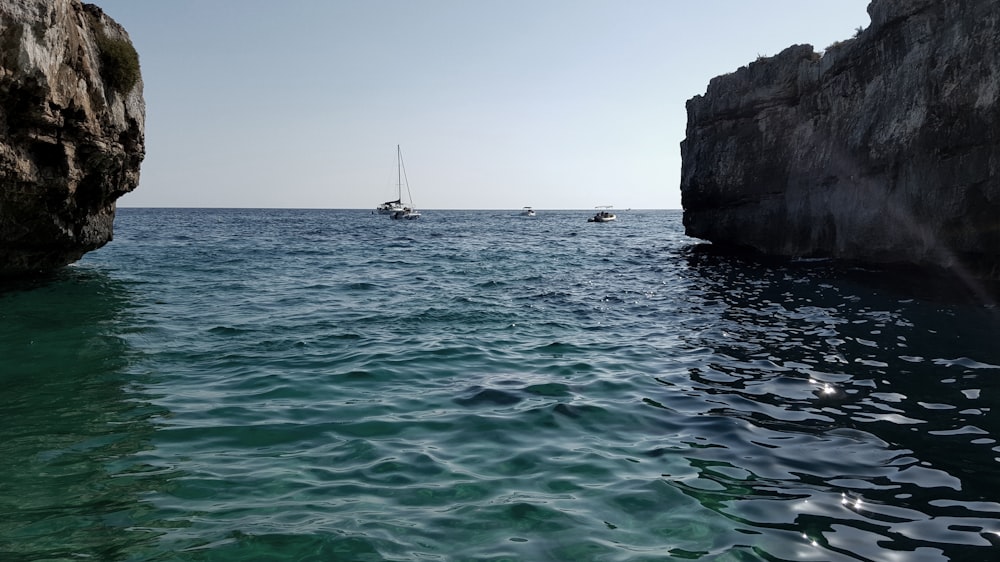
[588,206,616,223]
[521,206,536,217]
[380,145,420,220]
[391,206,420,220]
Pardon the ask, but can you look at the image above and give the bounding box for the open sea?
[2,208,999,562]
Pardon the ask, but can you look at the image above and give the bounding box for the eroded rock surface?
[1,0,144,276]
[681,0,999,278]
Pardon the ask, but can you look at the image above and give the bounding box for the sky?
[98,0,872,210]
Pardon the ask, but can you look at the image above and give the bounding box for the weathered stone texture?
[681,0,999,278]
[0,0,144,276]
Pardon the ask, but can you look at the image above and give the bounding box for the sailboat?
[377,145,420,220]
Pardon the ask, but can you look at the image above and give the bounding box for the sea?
[1,208,999,562]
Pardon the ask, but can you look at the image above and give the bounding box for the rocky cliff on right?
[680,0,999,279]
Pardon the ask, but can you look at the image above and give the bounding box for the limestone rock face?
[681,0,999,278]
[0,0,144,277]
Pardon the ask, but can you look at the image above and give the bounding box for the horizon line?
[117,206,682,211]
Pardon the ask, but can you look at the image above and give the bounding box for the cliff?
[0,0,144,277]
[680,0,999,279]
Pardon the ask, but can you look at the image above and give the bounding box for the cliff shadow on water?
[687,242,1000,307]
[0,268,171,560]
[671,244,1000,558]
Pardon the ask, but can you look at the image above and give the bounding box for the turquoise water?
[2,208,999,561]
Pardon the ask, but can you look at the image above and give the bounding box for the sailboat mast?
[396,144,402,201]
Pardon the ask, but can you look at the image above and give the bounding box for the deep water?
[2,208,999,561]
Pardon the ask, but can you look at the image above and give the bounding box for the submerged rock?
[680,0,999,279]
[0,0,144,277]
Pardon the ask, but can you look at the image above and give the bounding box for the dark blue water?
[2,208,998,561]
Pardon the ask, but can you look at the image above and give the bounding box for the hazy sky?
[100,0,871,210]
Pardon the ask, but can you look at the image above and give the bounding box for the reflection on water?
[0,268,170,560]
[671,249,1000,560]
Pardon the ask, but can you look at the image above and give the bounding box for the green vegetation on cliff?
[86,9,140,94]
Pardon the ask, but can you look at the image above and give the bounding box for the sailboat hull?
[377,202,404,215]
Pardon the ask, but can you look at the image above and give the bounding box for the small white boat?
[391,207,421,220]
[521,206,536,217]
[587,206,616,223]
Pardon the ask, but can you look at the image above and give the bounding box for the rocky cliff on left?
[0,0,144,277]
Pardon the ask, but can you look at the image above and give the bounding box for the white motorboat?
[391,207,421,220]
[587,206,616,223]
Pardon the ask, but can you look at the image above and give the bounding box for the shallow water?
[1,208,998,561]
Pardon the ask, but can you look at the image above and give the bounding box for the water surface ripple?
[2,209,998,561]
